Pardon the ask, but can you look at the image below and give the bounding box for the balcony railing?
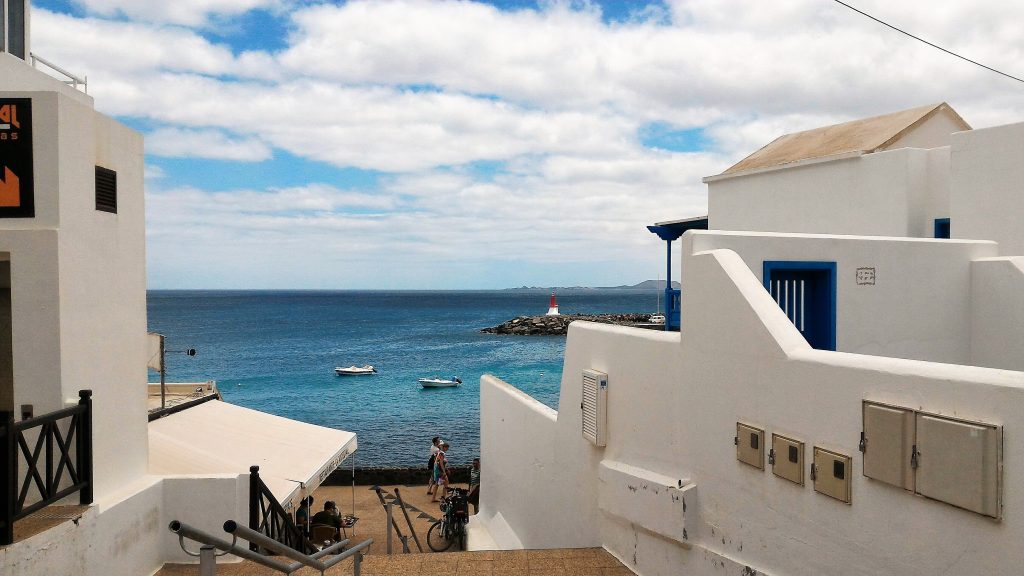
[249,465,315,555]
[29,53,88,94]
[1,390,94,545]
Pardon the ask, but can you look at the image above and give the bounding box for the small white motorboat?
[335,365,377,376]
[419,376,462,388]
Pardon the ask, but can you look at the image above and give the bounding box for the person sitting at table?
[294,496,314,535]
[310,500,343,541]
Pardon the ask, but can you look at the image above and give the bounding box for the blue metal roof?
[646,216,708,241]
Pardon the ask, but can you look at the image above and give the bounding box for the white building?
[475,103,1024,575]
[0,5,354,574]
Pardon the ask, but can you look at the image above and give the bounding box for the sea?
[147,289,657,467]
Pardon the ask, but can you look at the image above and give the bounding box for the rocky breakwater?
[481,313,652,335]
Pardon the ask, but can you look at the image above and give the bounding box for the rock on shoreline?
[326,466,471,486]
[481,313,653,335]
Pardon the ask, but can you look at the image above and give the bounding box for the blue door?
[763,262,836,351]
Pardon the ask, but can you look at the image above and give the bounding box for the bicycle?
[426,487,469,552]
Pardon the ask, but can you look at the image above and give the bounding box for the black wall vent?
[95,166,117,213]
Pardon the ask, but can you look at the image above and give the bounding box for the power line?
[832,0,1024,85]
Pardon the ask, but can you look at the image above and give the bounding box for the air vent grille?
[95,166,117,213]
[581,369,608,447]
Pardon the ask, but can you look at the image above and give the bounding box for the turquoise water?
[147,290,654,466]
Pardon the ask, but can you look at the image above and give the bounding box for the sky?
[27,0,1024,289]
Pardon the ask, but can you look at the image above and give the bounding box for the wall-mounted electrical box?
[862,399,1003,519]
[915,413,1002,519]
[736,423,764,470]
[813,447,852,503]
[771,433,804,485]
[581,369,608,447]
[862,401,915,491]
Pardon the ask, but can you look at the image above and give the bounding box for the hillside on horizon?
[505,280,681,291]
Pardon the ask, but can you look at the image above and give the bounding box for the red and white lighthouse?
[546,291,560,316]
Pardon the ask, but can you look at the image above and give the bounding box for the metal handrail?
[169,519,372,575]
[28,52,87,93]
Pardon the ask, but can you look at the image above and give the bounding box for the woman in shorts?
[430,441,450,502]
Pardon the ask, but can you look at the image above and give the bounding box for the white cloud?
[275,0,1024,124]
[145,144,711,287]
[67,0,280,27]
[28,0,1024,288]
[144,165,166,180]
[32,10,240,76]
[146,127,273,162]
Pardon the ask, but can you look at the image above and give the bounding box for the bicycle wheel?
[427,519,453,552]
[457,523,467,551]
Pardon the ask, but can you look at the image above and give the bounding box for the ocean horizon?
[147,288,659,467]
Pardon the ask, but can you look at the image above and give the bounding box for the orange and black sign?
[0,98,33,218]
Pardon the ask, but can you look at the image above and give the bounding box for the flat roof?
[649,216,709,241]
[149,400,356,509]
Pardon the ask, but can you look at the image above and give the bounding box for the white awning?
[149,400,356,509]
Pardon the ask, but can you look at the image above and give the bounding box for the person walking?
[426,436,441,494]
[468,457,480,514]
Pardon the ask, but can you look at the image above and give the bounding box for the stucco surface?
[478,232,1024,576]
[709,148,934,237]
[951,121,1024,255]
[970,257,1024,372]
[688,231,997,365]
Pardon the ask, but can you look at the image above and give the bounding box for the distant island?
[504,279,680,291]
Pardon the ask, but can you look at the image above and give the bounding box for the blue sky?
[26,0,1024,288]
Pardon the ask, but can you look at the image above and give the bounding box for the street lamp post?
[157,335,197,410]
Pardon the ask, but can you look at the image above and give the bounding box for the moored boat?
[419,376,462,388]
[335,365,377,376]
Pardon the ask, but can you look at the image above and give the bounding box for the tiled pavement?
[156,547,634,576]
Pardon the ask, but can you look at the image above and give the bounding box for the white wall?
[160,474,250,563]
[0,230,61,413]
[0,473,252,576]
[970,257,1024,372]
[0,55,91,107]
[478,375,573,548]
[910,147,951,237]
[708,148,943,238]
[477,325,684,551]
[55,93,148,498]
[886,109,965,150]
[688,230,997,364]
[0,83,148,499]
[479,235,1024,576]
[951,121,1024,255]
[0,478,164,576]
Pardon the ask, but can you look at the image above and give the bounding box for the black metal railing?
[1,390,94,545]
[248,465,314,555]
